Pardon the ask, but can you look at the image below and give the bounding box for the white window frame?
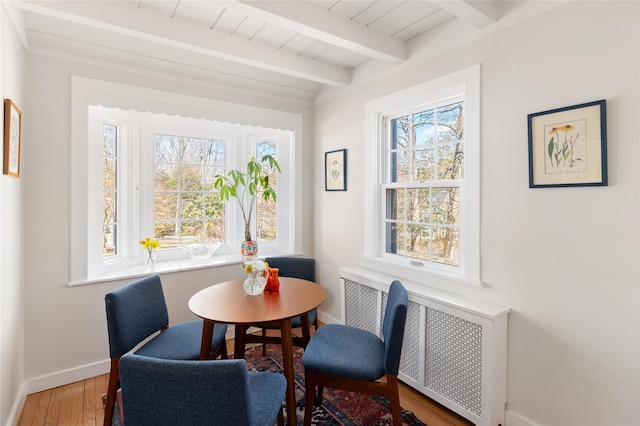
[363,65,481,287]
[71,77,302,285]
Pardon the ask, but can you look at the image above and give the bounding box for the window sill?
[68,251,300,286]
[357,255,483,290]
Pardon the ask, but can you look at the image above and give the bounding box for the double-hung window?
[364,66,480,285]
[384,99,464,267]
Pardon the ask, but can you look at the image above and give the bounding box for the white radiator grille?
[340,267,509,426]
[344,279,378,334]
[425,307,483,416]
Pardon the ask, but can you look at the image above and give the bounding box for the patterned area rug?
[243,345,427,426]
[111,345,427,425]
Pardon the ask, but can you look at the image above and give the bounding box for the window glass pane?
[181,165,204,191]
[205,220,224,242]
[181,193,204,219]
[406,224,430,260]
[437,102,463,142]
[256,139,277,243]
[257,218,277,242]
[155,221,176,243]
[431,227,459,266]
[102,123,118,258]
[154,134,226,246]
[155,193,178,220]
[179,221,204,246]
[204,193,224,218]
[395,150,410,183]
[396,223,407,256]
[432,187,460,225]
[386,188,402,221]
[103,158,116,190]
[103,224,117,256]
[406,188,430,223]
[437,143,463,180]
[414,110,435,147]
[415,149,434,181]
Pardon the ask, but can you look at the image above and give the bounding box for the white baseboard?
[317,309,340,325]
[505,409,537,426]
[7,382,27,426]
[26,359,110,395]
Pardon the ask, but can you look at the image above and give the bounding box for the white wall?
[21,54,313,391]
[313,2,639,425]
[0,4,27,424]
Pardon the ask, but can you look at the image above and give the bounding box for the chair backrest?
[119,354,254,425]
[381,280,409,375]
[264,257,316,282]
[105,275,170,359]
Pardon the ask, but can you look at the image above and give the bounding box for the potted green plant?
[214,155,280,255]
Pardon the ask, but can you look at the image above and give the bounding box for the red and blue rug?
[243,344,426,426]
[112,345,427,425]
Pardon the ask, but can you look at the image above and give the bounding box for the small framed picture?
[325,149,346,191]
[528,100,607,188]
[3,99,22,178]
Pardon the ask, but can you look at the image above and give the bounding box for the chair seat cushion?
[248,371,287,426]
[302,324,385,381]
[135,320,227,360]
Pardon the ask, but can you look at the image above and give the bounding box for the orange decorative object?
[264,267,280,292]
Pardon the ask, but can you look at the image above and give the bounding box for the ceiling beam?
[14,1,351,87]
[431,0,499,28]
[233,0,406,64]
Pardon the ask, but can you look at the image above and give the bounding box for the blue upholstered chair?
[301,280,408,426]
[104,275,228,426]
[119,354,286,426]
[240,257,318,355]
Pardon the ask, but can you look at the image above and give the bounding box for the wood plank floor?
[19,331,473,426]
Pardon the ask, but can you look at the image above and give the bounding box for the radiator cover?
[341,266,509,426]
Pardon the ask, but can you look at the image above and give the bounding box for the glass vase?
[145,250,156,271]
[243,271,267,296]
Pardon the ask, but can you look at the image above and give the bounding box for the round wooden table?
[189,277,326,426]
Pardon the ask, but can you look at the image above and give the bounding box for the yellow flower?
[139,237,160,250]
[245,264,253,273]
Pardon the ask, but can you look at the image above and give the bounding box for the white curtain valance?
[74,76,300,132]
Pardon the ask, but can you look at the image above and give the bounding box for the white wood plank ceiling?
[8,1,509,102]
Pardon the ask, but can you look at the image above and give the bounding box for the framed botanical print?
[4,99,22,177]
[325,149,346,191]
[528,100,607,188]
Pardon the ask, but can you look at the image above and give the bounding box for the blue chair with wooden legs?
[119,354,286,426]
[239,257,318,355]
[104,275,228,426]
[302,280,409,426]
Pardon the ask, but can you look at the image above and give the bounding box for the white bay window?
[71,77,302,284]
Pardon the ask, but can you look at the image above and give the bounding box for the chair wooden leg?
[303,370,317,426]
[262,328,267,356]
[103,358,120,426]
[315,386,324,406]
[386,375,402,426]
[277,406,284,426]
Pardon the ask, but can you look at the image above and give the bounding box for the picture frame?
[528,99,607,188]
[3,99,22,178]
[325,149,346,191]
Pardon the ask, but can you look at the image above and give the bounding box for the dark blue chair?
[104,275,228,426]
[240,257,317,355]
[301,280,408,426]
[119,354,286,426]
